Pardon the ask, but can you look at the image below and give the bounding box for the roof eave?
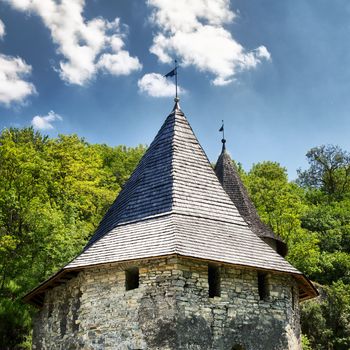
[23,253,317,307]
[22,268,80,308]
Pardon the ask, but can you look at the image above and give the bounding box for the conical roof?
[24,101,317,306]
[68,102,291,270]
[86,102,246,249]
[214,141,288,256]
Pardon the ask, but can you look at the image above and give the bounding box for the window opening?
[232,345,245,350]
[125,267,139,291]
[208,264,221,298]
[258,272,268,300]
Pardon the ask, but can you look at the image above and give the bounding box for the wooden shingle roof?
[67,214,296,274]
[86,102,246,249]
[214,142,288,256]
[24,101,317,305]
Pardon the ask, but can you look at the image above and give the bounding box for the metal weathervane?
[219,120,226,149]
[219,120,225,140]
[164,60,179,101]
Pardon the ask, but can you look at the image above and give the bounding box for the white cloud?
[138,73,185,97]
[255,46,271,60]
[31,110,62,130]
[0,20,36,106]
[6,0,142,85]
[0,54,36,106]
[0,19,5,39]
[98,51,142,76]
[147,0,270,86]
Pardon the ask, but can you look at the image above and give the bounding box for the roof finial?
[219,120,226,151]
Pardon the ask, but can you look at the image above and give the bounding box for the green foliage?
[244,151,350,349]
[243,161,321,276]
[0,298,32,350]
[301,334,313,350]
[1,127,349,349]
[0,281,32,349]
[297,145,350,200]
[300,189,350,286]
[0,127,146,348]
[246,162,306,238]
[301,282,350,350]
[302,201,350,254]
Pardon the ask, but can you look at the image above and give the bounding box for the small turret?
[215,140,288,257]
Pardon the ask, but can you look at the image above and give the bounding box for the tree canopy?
[241,146,350,349]
[0,128,146,349]
[0,128,349,349]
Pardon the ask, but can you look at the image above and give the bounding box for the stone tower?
[24,101,317,350]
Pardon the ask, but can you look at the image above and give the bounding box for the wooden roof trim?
[22,269,80,308]
[294,274,319,301]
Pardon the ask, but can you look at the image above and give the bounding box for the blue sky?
[0,0,349,179]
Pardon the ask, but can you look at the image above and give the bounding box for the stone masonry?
[33,256,301,350]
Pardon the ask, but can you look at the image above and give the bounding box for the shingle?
[66,213,298,274]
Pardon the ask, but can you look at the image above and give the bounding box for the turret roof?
[214,142,288,256]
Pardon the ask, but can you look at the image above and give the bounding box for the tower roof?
[86,101,246,249]
[24,101,317,306]
[214,143,288,256]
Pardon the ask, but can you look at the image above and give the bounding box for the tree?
[299,150,350,284]
[0,128,146,349]
[297,145,350,200]
[302,201,350,254]
[298,145,350,349]
[301,282,350,350]
[243,161,320,276]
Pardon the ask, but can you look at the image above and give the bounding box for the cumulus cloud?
[31,110,62,130]
[0,19,5,39]
[0,54,36,106]
[98,50,141,76]
[147,0,270,85]
[0,20,36,106]
[138,73,185,97]
[6,0,142,85]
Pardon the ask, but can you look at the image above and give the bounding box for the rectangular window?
[208,264,221,298]
[291,287,295,310]
[125,267,139,291]
[258,272,268,300]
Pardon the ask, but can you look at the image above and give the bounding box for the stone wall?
[33,256,301,350]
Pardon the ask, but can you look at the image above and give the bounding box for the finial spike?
[172,96,181,111]
[221,138,226,151]
[175,59,178,100]
[219,120,226,152]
